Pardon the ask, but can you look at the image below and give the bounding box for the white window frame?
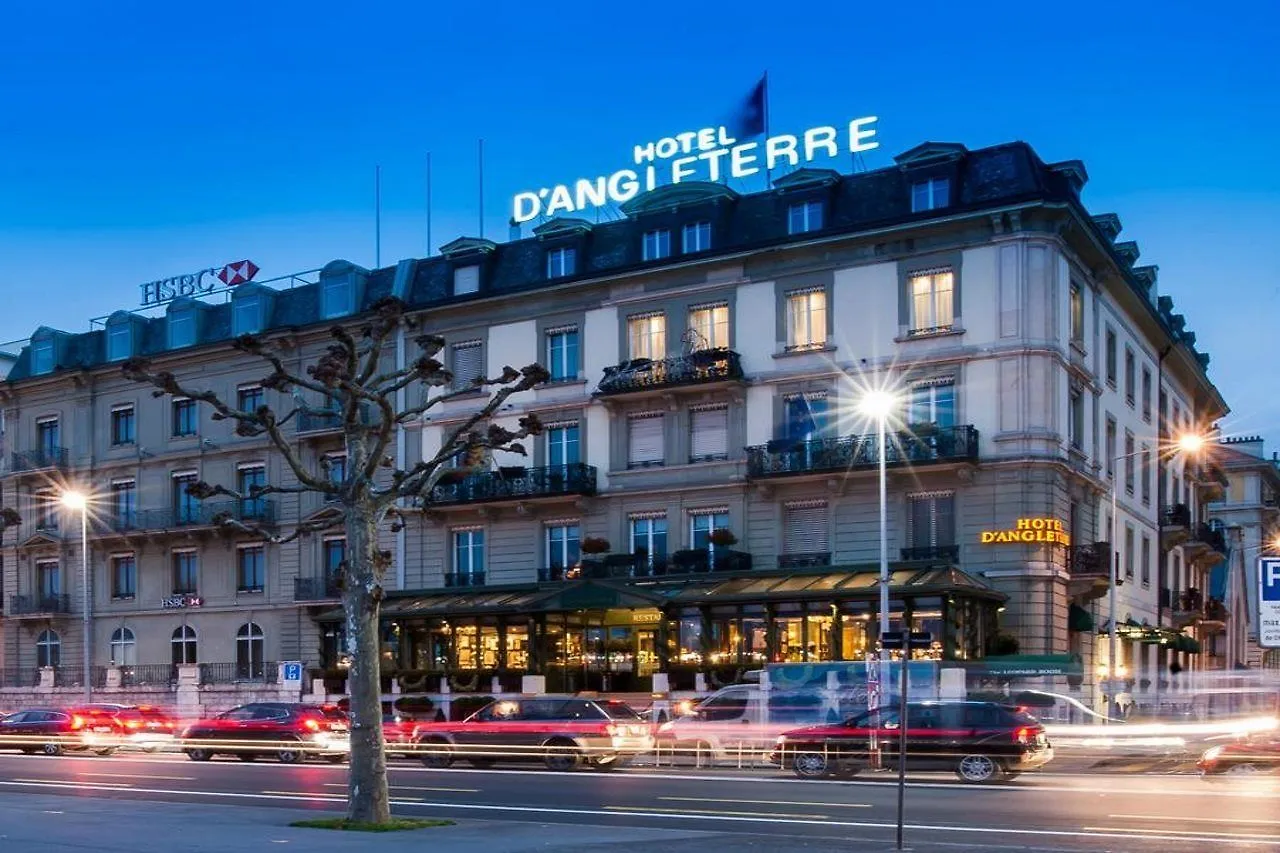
[546,247,576,278]
[786,288,827,351]
[682,221,711,253]
[629,513,668,564]
[545,522,581,571]
[627,312,666,360]
[688,302,729,351]
[452,528,485,577]
[453,265,480,295]
[107,323,132,361]
[787,200,824,235]
[642,229,671,261]
[911,177,950,212]
[545,422,581,467]
[545,326,579,382]
[109,627,138,666]
[908,268,955,334]
[689,508,730,551]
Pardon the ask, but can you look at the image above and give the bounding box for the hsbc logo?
[139,260,260,307]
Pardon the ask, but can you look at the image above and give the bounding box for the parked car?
[1198,733,1280,777]
[82,704,179,752]
[411,696,653,771]
[769,701,1054,783]
[179,702,349,763]
[0,707,122,756]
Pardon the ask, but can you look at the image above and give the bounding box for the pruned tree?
[123,297,547,823]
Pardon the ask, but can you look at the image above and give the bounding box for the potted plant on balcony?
[581,537,611,555]
[708,528,738,548]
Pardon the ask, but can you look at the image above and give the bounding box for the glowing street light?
[60,490,92,702]
[859,389,899,675]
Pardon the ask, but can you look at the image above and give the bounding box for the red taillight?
[70,715,85,730]
[302,718,321,732]
[1014,726,1039,744]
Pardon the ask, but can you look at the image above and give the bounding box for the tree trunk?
[343,509,390,823]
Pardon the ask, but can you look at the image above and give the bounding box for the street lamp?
[858,390,898,670]
[59,490,91,702]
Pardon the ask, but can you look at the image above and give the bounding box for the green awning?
[974,654,1083,677]
[1068,604,1095,632]
[1175,635,1203,654]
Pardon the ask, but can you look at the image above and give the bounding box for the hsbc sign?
[139,260,260,307]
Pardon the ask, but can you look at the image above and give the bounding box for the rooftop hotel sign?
[511,116,880,224]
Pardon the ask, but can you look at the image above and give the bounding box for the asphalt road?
[1,751,1277,851]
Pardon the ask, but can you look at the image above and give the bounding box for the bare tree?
[124,298,547,823]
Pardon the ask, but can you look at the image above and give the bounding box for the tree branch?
[215,514,343,544]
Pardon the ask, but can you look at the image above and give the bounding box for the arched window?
[171,625,198,665]
[109,627,137,666]
[36,629,61,668]
[236,622,265,680]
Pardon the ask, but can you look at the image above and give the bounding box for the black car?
[0,707,118,756]
[179,702,349,763]
[769,701,1054,783]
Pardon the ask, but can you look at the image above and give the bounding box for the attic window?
[911,178,950,213]
[787,201,823,235]
[682,221,711,253]
[233,296,262,336]
[168,309,196,349]
[323,278,354,318]
[453,265,480,296]
[642,229,671,261]
[546,248,576,279]
[31,339,54,375]
[107,323,132,362]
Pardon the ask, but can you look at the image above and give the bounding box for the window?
[236,623,265,679]
[907,380,955,428]
[682,221,711,253]
[111,480,137,529]
[37,560,61,598]
[907,492,956,552]
[172,550,198,595]
[785,288,827,351]
[627,313,666,360]
[783,501,829,558]
[324,453,347,486]
[36,629,61,668]
[237,545,265,593]
[1105,328,1117,386]
[1141,445,1151,505]
[238,465,267,519]
[1141,368,1152,422]
[38,418,60,456]
[1105,416,1117,479]
[1069,388,1084,450]
[168,309,195,348]
[322,278,353,318]
[787,200,824,235]
[546,423,580,467]
[107,323,132,361]
[546,247,576,278]
[453,265,480,296]
[233,296,261,335]
[1141,534,1151,586]
[690,510,730,552]
[111,405,136,446]
[31,339,54,374]
[1172,401,1182,432]
[784,394,830,441]
[109,628,137,666]
[627,413,665,468]
[911,177,950,212]
[453,529,485,577]
[690,405,729,462]
[322,538,346,582]
[1124,525,1135,579]
[642,229,671,261]
[909,269,955,335]
[451,341,484,389]
[546,524,580,573]
[172,473,200,523]
[237,385,264,413]
[34,489,58,532]
[172,399,197,437]
[630,515,668,567]
[1070,282,1084,344]
[1124,348,1136,407]
[111,554,136,600]
[545,326,579,381]
[688,303,729,351]
[171,626,198,665]
[1124,431,1135,493]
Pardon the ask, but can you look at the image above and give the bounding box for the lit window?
[107,323,132,361]
[323,279,353,318]
[688,303,729,350]
[911,178,950,213]
[546,327,579,381]
[788,201,824,235]
[31,339,54,374]
[233,296,261,336]
[642,229,671,261]
[627,313,666,360]
[909,269,955,335]
[168,309,196,348]
[453,265,480,295]
[546,247,576,278]
[682,221,711,253]
[786,289,827,351]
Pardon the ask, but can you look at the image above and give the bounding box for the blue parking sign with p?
[1264,559,1280,601]
[283,662,303,681]
[1260,559,1280,649]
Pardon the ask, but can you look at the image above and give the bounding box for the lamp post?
[859,391,897,668]
[60,490,91,703]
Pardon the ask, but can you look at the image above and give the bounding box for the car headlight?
[774,736,787,746]
[1202,746,1224,760]
[657,721,673,734]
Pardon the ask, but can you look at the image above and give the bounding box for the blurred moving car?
[1198,733,1280,777]
[180,702,349,763]
[411,696,653,771]
[657,685,851,761]
[82,704,179,752]
[0,707,122,756]
[770,701,1054,783]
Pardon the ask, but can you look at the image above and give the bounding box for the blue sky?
[1,1,1277,442]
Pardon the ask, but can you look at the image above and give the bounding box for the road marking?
[1110,814,1280,827]
[262,791,346,800]
[12,778,132,789]
[1084,825,1280,842]
[322,783,479,793]
[660,796,870,809]
[75,772,194,781]
[607,805,831,820]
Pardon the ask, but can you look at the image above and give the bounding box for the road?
[1,752,1277,851]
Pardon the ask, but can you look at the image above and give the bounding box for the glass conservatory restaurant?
[317,563,1007,693]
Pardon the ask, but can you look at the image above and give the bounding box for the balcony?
[1203,597,1229,628]
[428,463,596,507]
[541,550,753,582]
[95,500,278,536]
[1160,503,1192,548]
[899,545,960,562]
[1067,542,1111,600]
[1184,522,1227,567]
[594,348,744,397]
[1172,588,1206,628]
[444,572,486,588]
[747,425,979,479]
[296,404,377,436]
[8,594,73,618]
[10,447,69,473]
[295,576,341,602]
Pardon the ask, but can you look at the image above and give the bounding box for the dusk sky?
[1,2,1277,443]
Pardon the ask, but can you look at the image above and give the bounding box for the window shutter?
[690,406,728,461]
[628,414,665,466]
[783,502,829,554]
[452,343,483,388]
[453,265,480,295]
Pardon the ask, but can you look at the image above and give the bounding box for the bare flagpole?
[763,71,772,190]
[374,164,382,268]
[426,152,433,255]
[478,139,485,239]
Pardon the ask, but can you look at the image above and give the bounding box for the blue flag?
[725,75,767,140]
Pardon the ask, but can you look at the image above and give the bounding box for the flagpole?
[478,138,485,239]
[375,164,382,268]
[426,152,433,256]
[763,70,772,189]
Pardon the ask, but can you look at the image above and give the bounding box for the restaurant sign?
[979,517,1070,546]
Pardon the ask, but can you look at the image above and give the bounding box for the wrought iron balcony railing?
[296,404,377,434]
[899,545,960,562]
[1189,523,1227,555]
[595,348,744,396]
[11,447,69,473]
[444,572,486,588]
[9,594,72,616]
[747,425,979,479]
[294,577,342,601]
[1067,542,1111,579]
[100,500,278,533]
[1160,503,1191,529]
[777,552,832,570]
[429,463,596,506]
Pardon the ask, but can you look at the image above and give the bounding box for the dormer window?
[107,323,132,362]
[323,278,354,318]
[453,265,480,296]
[911,178,950,213]
[642,229,671,261]
[682,221,711,253]
[168,308,196,348]
[233,295,262,336]
[546,247,576,279]
[31,339,54,375]
[787,201,824,235]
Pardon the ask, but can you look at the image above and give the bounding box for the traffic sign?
[282,661,304,684]
[1260,558,1280,649]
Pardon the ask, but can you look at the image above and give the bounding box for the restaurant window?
[237,544,265,593]
[627,413,665,468]
[111,554,136,600]
[546,247,576,279]
[689,405,729,463]
[787,200,824,235]
[451,341,484,390]
[546,423,580,467]
[908,268,955,336]
[172,626,198,665]
[688,302,729,350]
[452,265,480,296]
[545,326,579,382]
[907,380,955,429]
[911,177,950,212]
[36,629,61,668]
[642,229,671,261]
[1105,328,1117,387]
[111,405,136,446]
[627,312,666,360]
[682,221,711,253]
[785,288,827,352]
[172,398,197,437]
[906,492,955,554]
[1105,416,1117,479]
[109,628,137,666]
[172,550,198,595]
[1124,430,1135,494]
[236,623,265,679]
[630,515,668,568]
[546,523,580,575]
[782,501,829,559]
